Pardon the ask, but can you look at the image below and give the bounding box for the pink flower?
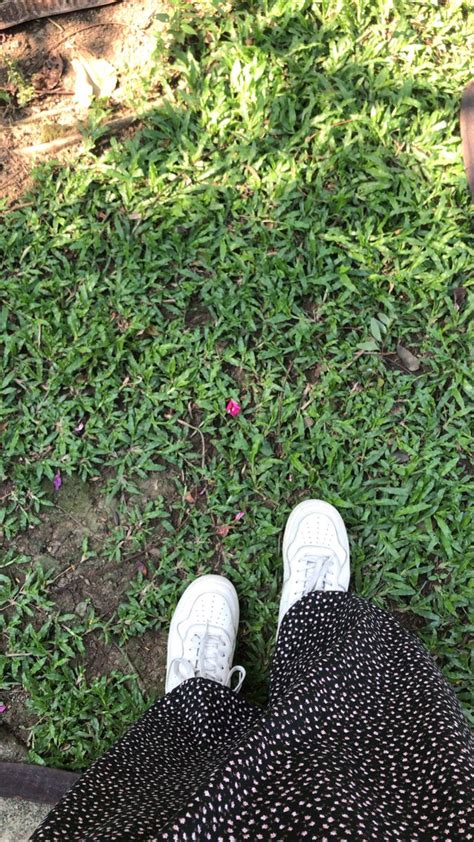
[234,511,245,521]
[74,421,85,433]
[0,704,6,714]
[53,470,62,491]
[226,399,241,417]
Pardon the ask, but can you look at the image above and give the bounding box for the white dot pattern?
[32,593,473,840]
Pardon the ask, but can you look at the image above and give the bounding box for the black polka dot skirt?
[31,592,473,840]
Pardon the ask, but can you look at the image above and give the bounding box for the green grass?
[1,0,473,769]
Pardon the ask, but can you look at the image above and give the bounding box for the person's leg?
[156,501,471,840]
[31,576,259,841]
[266,501,473,838]
[32,501,473,840]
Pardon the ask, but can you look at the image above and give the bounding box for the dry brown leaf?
[215,523,231,537]
[394,450,410,464]
[135,560,148,577]
[31,54,64,92]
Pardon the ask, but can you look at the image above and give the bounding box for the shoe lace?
[295,550,342,595]
[170,625,246,692]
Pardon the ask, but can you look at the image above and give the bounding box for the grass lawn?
[1,0,473,770]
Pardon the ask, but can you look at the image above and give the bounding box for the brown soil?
[390,605,426,633]
[0,0,166,202]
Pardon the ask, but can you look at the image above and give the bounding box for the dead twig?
[340,349,378,370]
[121,549,150,565]
[35,90,74,98]
[19,132,82,156]
[47,17,65,32]
[177,419,206,470]
[14,104,72,123]
[19,113,138,156]
[47,550,89,586]
[4,652,33,657]
[19,105,161,157]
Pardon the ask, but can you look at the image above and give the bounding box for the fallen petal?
[0,704,6,714]
[234,511,245,521]
[74,421,85,433]
[226,399,241,417]
[53,470,62,491]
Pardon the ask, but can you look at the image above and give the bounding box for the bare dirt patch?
[1,471,175,753]
[1,687,37,749]
[7,471,178,619]
[0,0,166,202]
[83,628,167,696]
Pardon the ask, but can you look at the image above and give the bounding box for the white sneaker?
[278,499,350,631]
[165,574,246,694]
